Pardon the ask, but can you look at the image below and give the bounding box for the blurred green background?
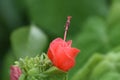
[1,0,120,80]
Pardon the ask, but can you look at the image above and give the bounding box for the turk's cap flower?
[10,65,22,80]
[47,38,80,71]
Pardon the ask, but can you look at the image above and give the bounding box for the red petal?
[50,38,63,46]
[50,38,64,50]
[47,48,54,62]
[69,48,80,58]
[63,47,80,58]
[67,40,72,47]
[54,46,75,71]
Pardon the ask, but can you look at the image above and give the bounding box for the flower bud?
[10,65,22,80]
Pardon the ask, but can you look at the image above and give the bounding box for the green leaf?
[99,72,120,80]
[11,25,48,58]
[90,60,117,80]
[71,53,104,80]
[108,0,120,26]
[71,47,120,80]
[107,0,120,48]
[109,23,120,47]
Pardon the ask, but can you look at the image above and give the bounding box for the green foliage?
[71,47,120,80]
[108,0,120,26]
[11,25,48,58]
[71,53,104,80]
[99,72,120,80]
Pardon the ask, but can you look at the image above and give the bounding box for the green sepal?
[19,74,26,80]
[14,53,67,80]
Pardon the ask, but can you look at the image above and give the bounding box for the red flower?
[47,38,80,71]
[10,66,22,80]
